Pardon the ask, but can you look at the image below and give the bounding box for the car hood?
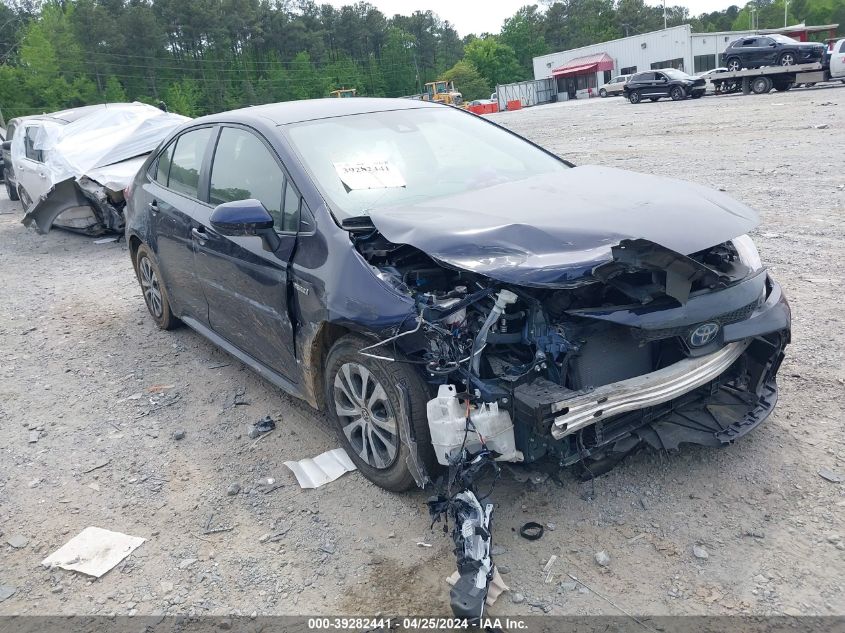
[366,165,759,288]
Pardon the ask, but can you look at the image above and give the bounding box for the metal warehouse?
[532,23,839,101]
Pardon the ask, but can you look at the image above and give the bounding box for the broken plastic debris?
[284,448,356,489]
[446,567,510,606]
[41,526,145,578]
[93,237,118,244]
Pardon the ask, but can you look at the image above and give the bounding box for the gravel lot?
[1,87,843,619]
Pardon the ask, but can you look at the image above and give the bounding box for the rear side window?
[840,41,845,53]
[155,143,174,186]
[168,127,213,199]
[24,127,42,162]
[210,127,285,230]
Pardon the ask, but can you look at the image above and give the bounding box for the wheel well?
[128,235,143,270]
[301,322,353,410]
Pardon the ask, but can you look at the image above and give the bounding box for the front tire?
[670,86,685,101]
[599,88,608,98]
[628,90,641,104]
[134,244,180,330]
[726,57,742,72]
[324,334,435,492]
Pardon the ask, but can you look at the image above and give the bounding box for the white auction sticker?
[333,160,406,190]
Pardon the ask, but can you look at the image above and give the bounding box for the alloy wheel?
[727,59,741,71]
[333,362,399,469]
[139,255,163,318]
[780,53,795,66]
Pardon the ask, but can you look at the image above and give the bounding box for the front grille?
[632,300,758,343]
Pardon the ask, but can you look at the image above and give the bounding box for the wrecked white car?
[14,102,188,235]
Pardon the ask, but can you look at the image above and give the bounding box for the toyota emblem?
[689,322,720,347]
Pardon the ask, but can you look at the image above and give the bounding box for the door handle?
[148,200,159,214]
[191,227,207,242]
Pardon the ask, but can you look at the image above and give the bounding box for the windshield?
[285,107,568,220]
[662,69,690,80]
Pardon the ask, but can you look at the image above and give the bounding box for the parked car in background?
[723,34,827,71]
[599,74,632,97]
[2,105,109,204]
[14,103,187,235]
[126,98,789,504]
[696,67,737,94]
[624,69,706,103]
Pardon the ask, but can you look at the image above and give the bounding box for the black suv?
[623,69,706,103]
[723,34,826,71]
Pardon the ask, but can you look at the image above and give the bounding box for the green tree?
[500,5,549,74]
[165,79,203,117]
[463,36,524,87]
[103,76,127,102]
[441,60,490,100]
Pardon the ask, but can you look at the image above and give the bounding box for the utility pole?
[784,0,789,27]
[663,0,667,29]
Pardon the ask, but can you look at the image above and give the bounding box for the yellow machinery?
[330,88,357,98]
[423,81,462,105]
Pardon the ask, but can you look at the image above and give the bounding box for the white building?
[532,23,837,100]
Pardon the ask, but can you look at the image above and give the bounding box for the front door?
[192,126,300,379]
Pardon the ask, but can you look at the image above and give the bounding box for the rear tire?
[324,334,436,492]
[134,244,180,330]
[5,174,19,201]
[751,76,773,94]
[774,81,793,92]
[628,90,641,104]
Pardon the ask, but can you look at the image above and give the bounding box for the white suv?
[599,75,632,97]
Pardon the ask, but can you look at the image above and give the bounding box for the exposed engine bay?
[344,211,789,621]
[348,218,788,472]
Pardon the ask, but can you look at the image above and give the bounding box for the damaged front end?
[347,217,790,476]
[22,176,127,236]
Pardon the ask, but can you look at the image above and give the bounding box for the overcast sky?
[329,0,739,37]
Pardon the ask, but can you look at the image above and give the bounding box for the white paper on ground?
[284,448,357,488]
[41,526,145,578]
[446,567,510,606]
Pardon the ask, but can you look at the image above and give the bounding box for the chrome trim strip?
[550,340,750,440]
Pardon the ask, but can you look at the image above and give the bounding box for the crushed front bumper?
[516,274,790,456]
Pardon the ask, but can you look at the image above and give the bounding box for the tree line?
[0,0,842,120]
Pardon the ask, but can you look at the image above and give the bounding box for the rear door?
[15,123,52,207]
[192,125,299,378]
[142,126,216,322]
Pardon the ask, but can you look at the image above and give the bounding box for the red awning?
[552,53,614,78]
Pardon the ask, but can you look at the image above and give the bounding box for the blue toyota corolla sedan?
[124,98,790,493]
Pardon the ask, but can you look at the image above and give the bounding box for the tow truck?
[708,38,845,95]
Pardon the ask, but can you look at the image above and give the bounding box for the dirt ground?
[1,86,844,620]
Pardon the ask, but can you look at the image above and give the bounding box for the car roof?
[191,97,444,127]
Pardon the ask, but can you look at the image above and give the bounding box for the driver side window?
[210,127,288,232]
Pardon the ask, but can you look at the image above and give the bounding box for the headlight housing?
[733,234,764,272]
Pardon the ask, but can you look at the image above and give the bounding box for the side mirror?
[210,199,281,252]
[2,141,11,151]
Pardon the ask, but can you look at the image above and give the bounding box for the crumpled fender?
[21,179,90,235]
